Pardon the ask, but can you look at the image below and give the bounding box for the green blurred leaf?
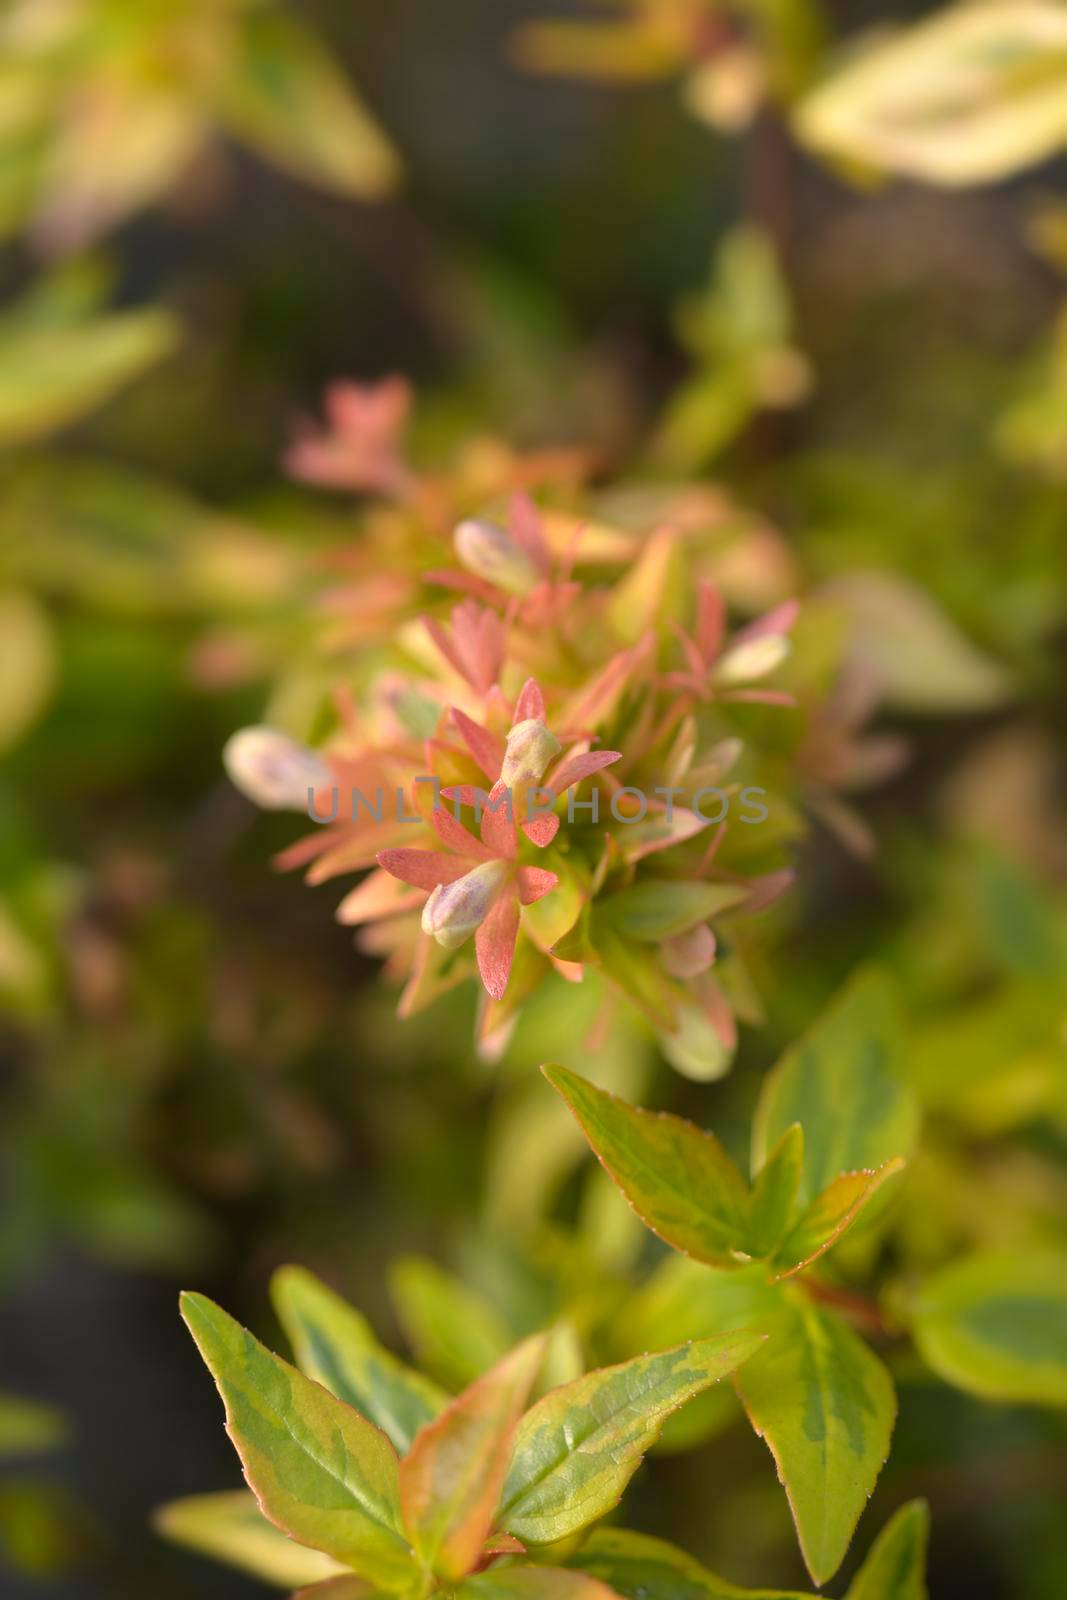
[0,590,56,752]
[752,969,919,1206]
[389,1257,515,1392]
[568,1525,815,1600]
[597,881,747,943]
[845,1500,929,1600]
[179,1293,414,1584]
[154,1490,348,1588]
[0,1393,66,1457]
[0,303,178,444]
[272,1266,447,1454]
[221,12,400,198]
[910,1252,1067,1406]
[497,1333,765,1546]
[457,1568,619,1600]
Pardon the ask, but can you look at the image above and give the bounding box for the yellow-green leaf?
[597,881,747,943]
[0,308,178,445]
[910,1252,1067,1406]
[220,13,400,199]
[399,1337,545,1581]
[0,1393,66,1457]
[735,1298,896,1586]
[153,1490,348,1588]
[457,1567,619,1600]
[272,1266,447,1454]
[747,1125,804,1259]
[845,1500,929,1600]
[497,1333,765,1546]
[543,1064,750,1269]
[797,1,1067,188]
[752,969,918,1207]
[179,1292,413,1585]
[771,1159,906,1281]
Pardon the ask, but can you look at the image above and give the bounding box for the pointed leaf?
[221,13,400,198]
[771,1160,906,1281]
[735,1298,896,1586]
[179,1293,413,1585]
[752,970,918,1207]
[568,1526,816,1600]
[271,1267,447,1454]
[497,1333,764,1545]
[543,1064,749,1269]
[747,1126,804,1259]
[399,1337,545,1580]
[910,1252,1067,1406]
[845,1501,929,1600]
[154,1490,347,1588]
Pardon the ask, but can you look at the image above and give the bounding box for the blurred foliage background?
[1,2,1065,1598]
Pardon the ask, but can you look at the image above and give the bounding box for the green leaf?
[598,881,747,943]
[797,0,1067,188]
[542,1064,749,1269]
[752,969,919,1206]
[747,1125,804,1259]
[0,308,178,445]
[179,1293,414,1585]
[272,1266,447,1454]
[771,1160,906,1280]
[388,1257,512,1391]
[735,1297,896,1586]
[820,573,1011,713]
[568,1526,815,1600]
[497,1333,765,1545]
[295,1580,379,1600]
[220,13,400,199]
[399,1336,545,1580]
[845,1501,929,1600]
[910,1252,1067,1406]
[457,1567,620,1600]
[153,1490,348,1588]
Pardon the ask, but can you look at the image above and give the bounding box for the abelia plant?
[161,1266,930,1600]
[224,378,900,1077]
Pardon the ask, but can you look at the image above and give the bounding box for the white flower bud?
[421,859,510,949]
[500,719,562,792]
[454,518,541,596]
[223,726,331,811]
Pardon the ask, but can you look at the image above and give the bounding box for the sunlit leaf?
[154,1490,348,1588]
[797,1,1067,187]
[399,1337,545,1580]
[910,1251,1067,1406]
[543,1064,750,1269]
[272,1266,447,1454]
[497,1333,764,1545]
[179,1293,414,1585]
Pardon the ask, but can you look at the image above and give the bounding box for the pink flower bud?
[223,727,331,811]
[500,718,562,792]
[454,518,541,596]
[420,859,510,949]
